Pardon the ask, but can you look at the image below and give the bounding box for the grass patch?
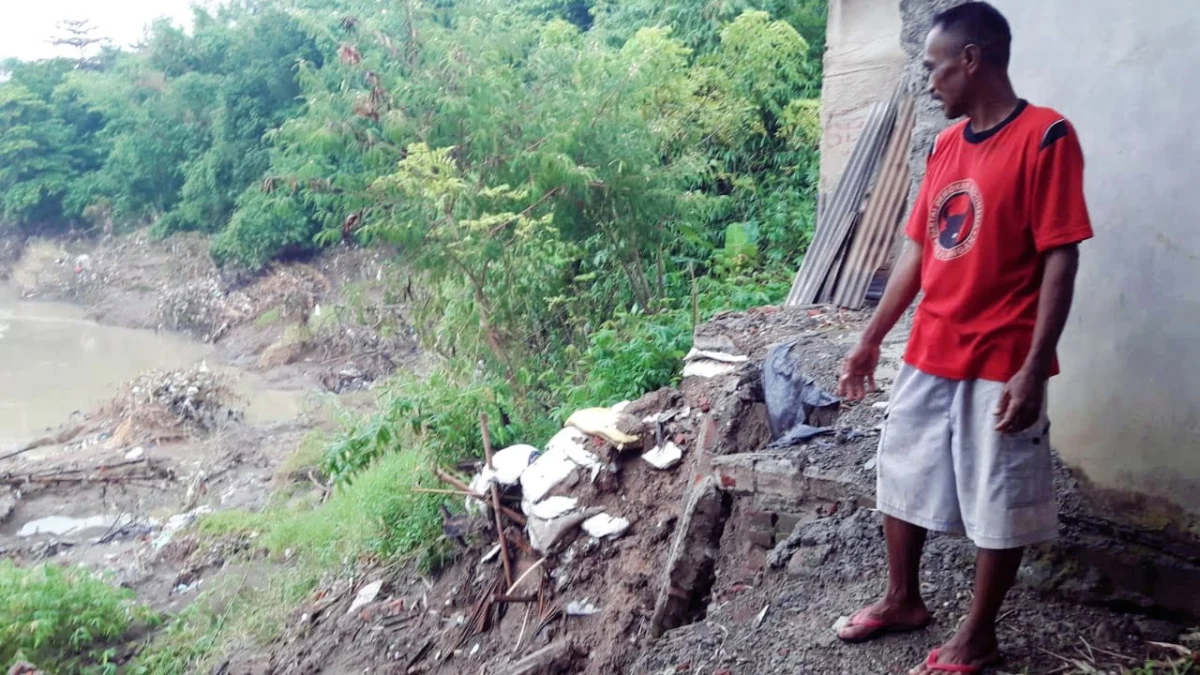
[255,307,284,326]
[201,448,443,565]
[134,447,449,671]
[0,560,160,674]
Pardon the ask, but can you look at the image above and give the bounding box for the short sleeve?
[1030,119,1093,252]
[904,139,938,244]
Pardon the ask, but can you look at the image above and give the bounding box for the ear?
[961,43,983,75]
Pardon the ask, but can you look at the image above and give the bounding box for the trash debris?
[527,509,602,554]
[582,513,631,539]
[761,339,840,448]
[124,446,146,462]
[348,580,383,615]
[565,408,641,449]
[566,599,602,616]
[481,544,502,564]
[642,442,683,470]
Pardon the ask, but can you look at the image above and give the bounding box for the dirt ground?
[203,307,1195,675]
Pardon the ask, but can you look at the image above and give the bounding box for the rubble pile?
[156,278,255,340]
[105,366,243,440]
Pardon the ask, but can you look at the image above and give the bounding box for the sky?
[0,0,205,61]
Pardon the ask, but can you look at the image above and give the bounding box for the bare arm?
[838,241,922,400]
[1024,244,1079,378]
[994,244,1080,431]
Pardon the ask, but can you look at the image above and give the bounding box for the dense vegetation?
[2,0,828,469]
[1,1,826,670]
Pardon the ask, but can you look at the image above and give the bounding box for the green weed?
[0,560,160,674]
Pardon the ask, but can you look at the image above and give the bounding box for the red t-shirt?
[903,101,1094,382]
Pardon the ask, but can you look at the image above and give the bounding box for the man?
[834,3,1093,674]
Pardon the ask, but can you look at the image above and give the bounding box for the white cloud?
[0,0,207,61]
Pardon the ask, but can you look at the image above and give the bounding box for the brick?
[748,510,777,530]
[696,414,721,455]
[712,455,756,495]
[748,529,775,549]
[753,456,805,497]
[775,512,812,538]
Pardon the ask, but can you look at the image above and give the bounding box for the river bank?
[0,230,427,651]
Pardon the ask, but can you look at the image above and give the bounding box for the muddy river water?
[0,284,300,452]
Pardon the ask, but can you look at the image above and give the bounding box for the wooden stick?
[481,413,513,587]
[504,557,546,596]
[493,594,538,604]
[430,470,527,526]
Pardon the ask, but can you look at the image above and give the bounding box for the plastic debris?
[642,442,683,470]
[582,513,630,539]
[762,339,840,449]
[565,408,640,448]
[124,446,146,462]
[566,599,602,616]
[348,580,383,615]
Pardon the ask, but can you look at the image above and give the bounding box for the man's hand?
[994,366,1045,433]
[838,342,881,401]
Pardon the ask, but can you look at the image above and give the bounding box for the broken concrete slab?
[649,476,731,639]
[527,508,603,554]
[582,513,630,539]
[522,496,579,521]
[642,442,683,470]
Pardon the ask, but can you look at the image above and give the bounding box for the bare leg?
[838,515,932,641]
[910,546,1022,673]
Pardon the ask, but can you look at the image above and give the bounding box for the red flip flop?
[915,648,1001,674]
[836,608,931,644]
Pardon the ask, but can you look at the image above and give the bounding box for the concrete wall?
[818,0,906,194]
[894,1,1200,514]
[989,0,1200,513]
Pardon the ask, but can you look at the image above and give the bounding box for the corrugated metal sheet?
[829,96,915,309]
[786,86,902,307]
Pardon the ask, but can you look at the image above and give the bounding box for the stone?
[582,513,631,539]
[347,580,383,615]
[642,442,684,470]
[786,543,834,578]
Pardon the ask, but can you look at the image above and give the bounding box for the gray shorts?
[876,364,1058,549]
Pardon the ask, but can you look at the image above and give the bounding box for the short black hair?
[932,2,1012,69]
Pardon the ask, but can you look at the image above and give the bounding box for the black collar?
[963,99,1028,144]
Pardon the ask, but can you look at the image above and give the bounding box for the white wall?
[819,0,907,194]
[991,0,1200,512]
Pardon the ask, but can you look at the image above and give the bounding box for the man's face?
[923,25,973,119]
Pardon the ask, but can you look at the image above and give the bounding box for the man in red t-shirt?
[834,3,1092,673]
